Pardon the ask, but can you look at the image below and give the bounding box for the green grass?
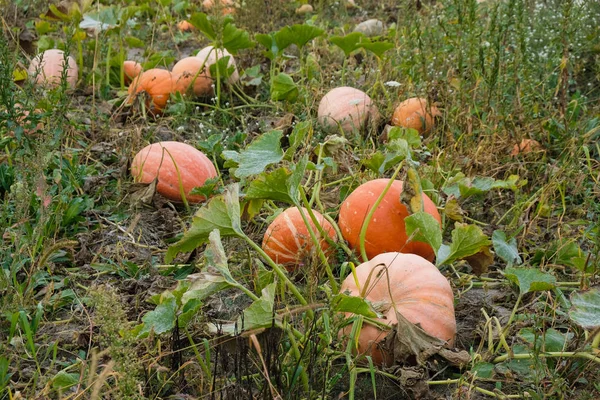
[0,0,599,398]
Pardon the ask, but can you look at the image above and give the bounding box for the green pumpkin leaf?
[271,73,298,102]
[222,22,254,53]
[492,230,522,267]
[189,12,215,40]
[331,293,378,318]
[138,297,177,337]
[436,223,492,266]
[245,167,294,204]
[359,41,394,59]
[405,212,442,255]
[237,282,277,331]
[569,289,600,329]
[503,267,556,295]
[235,130,284,178]
[165,184,242,262]
[329,32,364,57]
[51,371,80,391]
[277,24,324,49]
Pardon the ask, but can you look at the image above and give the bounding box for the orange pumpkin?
[338,179,441,261]
[391,97,440,135]
[196,46,239,84]
[123,61,143,85]
[318,87,379,134]
[28,49,78,89]
[340,252,456,366]
[510,139,541,156]
[131,141,218,203]
[177,20,195,32]
[172,57,213,96]
[202,0,235,15]
[127,69,175,114]
[14,103,44,135]
[262,207,337,270]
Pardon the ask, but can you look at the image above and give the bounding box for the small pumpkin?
[295,4,313,14]
[28,49,78,89]
[318,87,379,134]
[127,69,175,114]
[262,207,337,270]
[177,20,195,32]
[391,97,440,135]
[338,179,441,261]
[340,252,456,366]
[172,57,213,96]
[202,0,235,15]
[196,46,239,84]
[14,103,44,135]
[123,61,143,85]
[510,139,541,156]
[131,141,218,203]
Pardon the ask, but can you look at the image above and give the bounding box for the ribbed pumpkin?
[127,69,174,114]
[123,61,143,85]
[340,252,456,366]
[196,46,239,84]
[28,49,78,89]
[318,87,379,134]
[338,179,441,261]
[172,57,213,96]
[391,97,440,135]
[131,141,218,203]
[262,207,337,270]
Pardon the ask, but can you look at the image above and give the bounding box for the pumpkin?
[511,139,541,156]
[196,46,239,84]
[353,19,384,37]
[123,61,143,85]
[14,103,43,135]
[127,69,175,114]
[177,20,195,32]
[340,252,456,366]
[338,179,441,261]
[262,207,337,271]
[317,87,379,134]
[172,57,213,96]
[202,0,235,15]
[295,4,313,14]
[131,141,218,203]
[28,49,78,89]
[391,97,440,135]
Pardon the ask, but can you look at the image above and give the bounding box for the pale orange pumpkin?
[340,252,456,366]
[338,179,441,261]
[28,49,78,89]
[510,139,541,156]
[172,57,213,96]
[14,103,44,135]
[202,0,235,15]
[318,87,379,134]
[262,207,337,270]
[196,46,239,84]
[391,97,440,135]
[131,141,218,203]
[177,20,195,32]
[123,61,143,85]
[127,69,175,114]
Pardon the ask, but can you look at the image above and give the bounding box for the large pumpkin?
[318,87,379,134]
[127,69,174,114]
[391,97,440,135]
[196,46,239,84]
[172,57,213,96]
[338,179,441,261]
[131,141,218,203]
[340,252,456,366]
[28,49,78,89]
[262,207,337,271]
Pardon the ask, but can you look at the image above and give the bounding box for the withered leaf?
[443,195,464,222]
[465,246,494,276]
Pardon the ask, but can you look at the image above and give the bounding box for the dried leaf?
[465,246,494,275]
[443,196,464,222]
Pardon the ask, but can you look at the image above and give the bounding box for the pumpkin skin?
[511,139,541,156]
[28,49,78,89]
[123,61,143,85]
[131,141,218,203]
[127,69,175,114]
[391,97,440,135]
[177,20,195,32]
[172,57,213,96]
[196,46,239,84]
[318,87,379,134]
[338,179,441,261]
[340,252,456,366]
[262,207,337,271]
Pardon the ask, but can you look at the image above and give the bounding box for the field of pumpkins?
[1,0,599,398]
